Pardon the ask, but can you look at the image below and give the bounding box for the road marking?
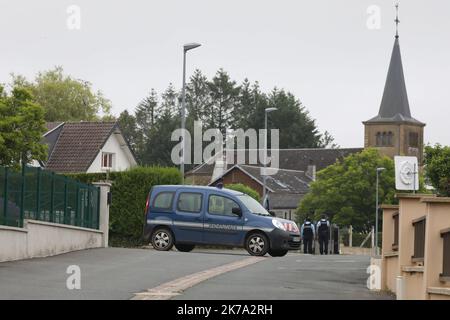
[131,256,265,300]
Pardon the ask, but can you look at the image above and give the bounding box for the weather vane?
[395,2,400,38]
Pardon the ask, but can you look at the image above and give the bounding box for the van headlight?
[272,219,287,231]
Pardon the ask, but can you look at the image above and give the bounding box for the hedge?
[66,166,181,247]
[225,183,261,202]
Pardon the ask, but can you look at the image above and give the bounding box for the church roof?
[365,38,424,126]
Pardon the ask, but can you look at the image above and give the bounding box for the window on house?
[409,132,419,148]
[412,217,426,263]
[440,229,450,281]
[102,153,114,169]
[392,212,399,251]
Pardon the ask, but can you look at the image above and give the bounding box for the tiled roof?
[209,164,312,210]
[269,193,305,210]
[189,148,363,176]
[237,165,312,194]
[45,122,64,132]
[45,121,117,173]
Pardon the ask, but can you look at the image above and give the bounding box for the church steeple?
[365,3,423,125]
[363,3,425,165]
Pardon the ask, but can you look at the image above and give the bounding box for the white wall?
[87,132,136,173]
[0,220,104,262]
[0,226,28,261]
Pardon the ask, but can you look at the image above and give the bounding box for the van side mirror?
[232,207,242,216]
[268,210,276,217]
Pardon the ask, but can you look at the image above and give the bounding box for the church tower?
[363,4,425,163]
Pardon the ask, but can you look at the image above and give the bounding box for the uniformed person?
[316,215,330,255]
[301,218,315,254]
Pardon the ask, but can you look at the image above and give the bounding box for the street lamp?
[375,167,386,256]
[262,107,278,207]
[180,43,201,184]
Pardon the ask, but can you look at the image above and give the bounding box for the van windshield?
[237,195,271,216]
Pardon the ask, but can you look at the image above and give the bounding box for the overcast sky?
[0,0,449,147]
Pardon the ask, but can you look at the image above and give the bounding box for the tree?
[0,86,47,168]
[206,69,240,136]
[140,111,179,166]
[135,89,158,138]
[186,69,210,125]
[117,110,141,157]
[11,66,112,121]
[234,80,267,130]
[132,68,335,167]
[296,148,396,232]
[424,144,450,196]
[318,131,340,149]
[225,183,260,202]
[160,84,179,117]
[264,89,323,149]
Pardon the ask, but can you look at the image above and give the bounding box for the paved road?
[0,248,246,300]
[174,253,392,300]
[0,248,392,300]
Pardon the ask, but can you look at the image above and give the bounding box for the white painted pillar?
[93,181,112,248]
[396,276,405,300]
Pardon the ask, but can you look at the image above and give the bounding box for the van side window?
[177,193,203,213]
[208,195,240,217]
[153,192,174,211]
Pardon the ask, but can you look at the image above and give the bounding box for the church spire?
[364,2,423,125]
[395,2,400,39]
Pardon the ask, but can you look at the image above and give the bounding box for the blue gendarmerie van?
[143,185,301,257]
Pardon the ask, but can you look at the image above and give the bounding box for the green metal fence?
[0,166,100,229]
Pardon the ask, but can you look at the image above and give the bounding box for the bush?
[225,183,260,202]
[66,166,181,247]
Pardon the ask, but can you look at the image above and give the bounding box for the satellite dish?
[394,156,419,191]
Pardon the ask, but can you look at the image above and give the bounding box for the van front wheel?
[151,228,174,251]
[245,233,269,256]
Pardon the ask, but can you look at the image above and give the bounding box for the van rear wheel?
[175,244,195,252]
[268,249,288,257]
[151,228,174,251]
[245,232,269,256]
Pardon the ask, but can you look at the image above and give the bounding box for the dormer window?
[102,152,114,169]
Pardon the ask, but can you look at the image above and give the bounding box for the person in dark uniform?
[316,215,330,255]
[301,217,315,254]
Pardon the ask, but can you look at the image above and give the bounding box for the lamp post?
[180,43,201,184]
[262,107,278,207]
[375,167,386,256]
